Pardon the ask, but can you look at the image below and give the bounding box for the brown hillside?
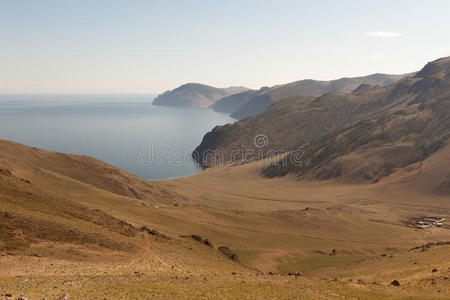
[0,139,185,203]
[1,139,449,299]
[263,57,449,182]
[0,170,138,253]
[231,72,412,119]
[194,57,449,187]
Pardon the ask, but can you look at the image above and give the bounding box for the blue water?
[0,94,235,180]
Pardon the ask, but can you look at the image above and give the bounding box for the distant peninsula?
[152,83,248,107]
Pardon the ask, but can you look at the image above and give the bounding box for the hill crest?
[153,83,249,107]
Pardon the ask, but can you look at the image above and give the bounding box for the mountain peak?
[415,56,450,78]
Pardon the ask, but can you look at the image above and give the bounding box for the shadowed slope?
[264,57,449,182]
[210,87,269,114]
[231,73,413,119]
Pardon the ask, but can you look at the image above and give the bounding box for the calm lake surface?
[0,94,235,180]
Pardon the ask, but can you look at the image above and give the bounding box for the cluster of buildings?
[414,217,446,229]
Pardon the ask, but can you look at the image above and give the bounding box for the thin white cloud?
[364,32,403,38]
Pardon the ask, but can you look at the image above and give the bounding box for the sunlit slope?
[0,139,184,203]
[0,138,248,276]
[1,139,449,299]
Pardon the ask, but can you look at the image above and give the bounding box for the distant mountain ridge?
[152,74,411,114]
[152,83,248,107]
[231,72,414,119]
[209,87,269,114]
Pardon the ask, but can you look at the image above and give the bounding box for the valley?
[1,137,449,299]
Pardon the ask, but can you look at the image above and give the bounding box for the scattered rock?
[1,294,13,300]
[16,297,28,300]
[20,178,31,184]
[218,246,240,262]
[57,294,69,300]
[357,278,366,285]
[288,272,303,277]
[436,241,450,246]
[147,229,170,240]
[391,280,400,287]
[425,242,436,248]
[231,272,237,275]
[329,248,337,256]
[190,235,203,242]
[134,271,144,277]
[181,235,214,248]
[409,245,422,251]
[203,239,214,248]
[432,268,438,272]
[267,272,278,276]
[139,226,171,240]
[409,241,450,251]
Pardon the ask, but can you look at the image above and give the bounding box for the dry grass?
[1,139,449,298]
[1,245,449,299]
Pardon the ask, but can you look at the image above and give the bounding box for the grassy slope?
[156,149,450,271]
[1,139,449,299]
[2,241,449,299]
[0,139,185,204]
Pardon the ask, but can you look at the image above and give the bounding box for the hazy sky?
[1,0,449,93]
